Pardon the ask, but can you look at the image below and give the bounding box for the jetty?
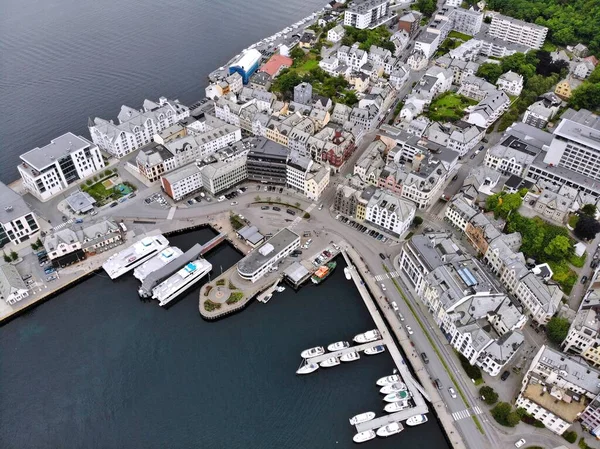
[303,340,385,365]
[257,278,282,303]
[355,405,428,433]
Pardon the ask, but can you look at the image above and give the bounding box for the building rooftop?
[237,228,299,275]
[0,263,27,298]
[284,261,310,283]
[260,54,293,77]
[554,109,600,150]
[348,0,388,14]
[20,132,94,170]
[237,225,265,246]
[162,164,202,183]
[0,182,31,225]
[65,191,96,214]
[523,382,587,422]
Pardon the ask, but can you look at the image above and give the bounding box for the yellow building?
[555,79,573,100]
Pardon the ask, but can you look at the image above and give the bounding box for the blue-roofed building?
[229,49,262,84]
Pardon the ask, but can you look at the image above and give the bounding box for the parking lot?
[336,213,392,244]
[144,192,170,209]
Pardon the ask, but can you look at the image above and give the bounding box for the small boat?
[377,374,401,386]
[353,430,376,443]
[344,267,352,280]
[384,391,410,402]
[384,400,410,413]
[311,261,337,284]
[406,414,428,426]
[340,351,360,362]
[276,286,286,293]
[380,383,407,394]
[364,345,386,356]
[320,357,340,368]
[349,411,376,425]
[301,346,325,359]
[353,329,380,344]
[376,422,403,437]
[296,363,319,375]
[327,341,350,351]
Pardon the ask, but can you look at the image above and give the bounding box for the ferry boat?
[344,267,351,280]
[327,341,349,351]
[301,346,325,359]
[319,357,340,368]
[133,247,183,281]
[353,430,376,444]
[353,329,380,344]
[349,411,375,425]
[376,422,403,437]
[380,383,407,394]
[311,261,337,284]
[364,345,385,356]
[103,235,169,279]
[376,374,401,386]
[340,351,360,362]
[384,400,410,413]
[384,391,410,403]
[151,258,213,307]
[296,363,319,375]
[406,414,428,426]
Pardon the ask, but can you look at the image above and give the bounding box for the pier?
[257,278,282,303]
[355,405,428,433]
[303,340,385,365]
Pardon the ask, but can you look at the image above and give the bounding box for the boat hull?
[349,412,376,425]
[301,346,325,359]
[380,383,407,394]
[376,423,402,437]
[364,345,385,355]
[320,357,340,368]
[377,375,401,386]
[340,352,360,362]
[353,430,376,443]
[296,363,319,375]
[406,415,428,426]
[327,341,349,351]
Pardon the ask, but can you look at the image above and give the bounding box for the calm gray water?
[0,228,451,448]
[0,0,323,183]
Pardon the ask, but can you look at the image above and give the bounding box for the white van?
[391,301,399,312]
[218,195,225,202]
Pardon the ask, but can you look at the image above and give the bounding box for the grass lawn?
[448,30,473,41]
[299,58,319,73]
[427,92,477,122]
[568,214,579,228]
[542,41,558,52]
[569,253,586,268]
[83,175,118,202]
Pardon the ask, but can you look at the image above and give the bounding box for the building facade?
[0,182,40,247]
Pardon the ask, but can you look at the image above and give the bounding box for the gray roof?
[20,132,94,170]
[492,13,548,32]
[284,261,310,283]
[237,225,265,245]
[406,232,463,272]
[483,330,524,364]
[554,109,600,151]
[533,345,600,394]
[66,191,96,213]
[237,228,299,275]
[0,263,27,299]
[162,164,202,184]
[0,182,32,225]
[417,31,439,44]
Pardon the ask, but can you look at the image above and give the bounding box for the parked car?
[391,301,399,312]
[448,387,457,398]
[421,352,429,364]
[379,253,386,260]
[452,174,458,181]
[380,283,386,291]
[434,379,442,390]
[501,370,510,381]
[398,313,404,321]
[318,204,323,210]
[218,196,225,202]
[231,201,238,206]
[110,202,118,208]
[273,206,281,211]
[582,276,589,284]
[515,439,526,448]
[406,325,413,335]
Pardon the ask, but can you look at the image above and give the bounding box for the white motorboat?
[320,357,340,368]
[296,363,319,375]
[276,286,286,293]
[384,391,410,402]
[380,383,407,394]
[344,267,352,280]
[301,346,325,359]
[384,400,410,413]
[349,411,376,425]
[364,345,386,356]
[152,259,213,307]
[327,341,349,351]
[376,374,401,386]
[353,329,381,344]
[353,430,376,443]
[340,351,360,362]
[406,414,428,426]
[376,422,403,437]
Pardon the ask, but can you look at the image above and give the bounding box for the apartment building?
[161,164,204,201]
[246,138,289,184]
[18,133,105,201]
[89,97,190,158]
[0,263,29,305]
[400,153,447,209]
[344,0,389,30]
[516,345,600,435]
[365,189,415,237]
[200,157,247,195]
[445,195,479,231]
[488,14,548,49]
[496,70,524,96]
[0,182,40,247]
[466,90,511,129]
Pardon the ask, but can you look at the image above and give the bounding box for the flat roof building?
[0,182,39,247]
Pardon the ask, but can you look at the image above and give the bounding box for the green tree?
[546,316,571,345]
[479,386,499,405]
[570,82,600,111]
[343,91,358,106]
[415,0,436,17]
[574,215,600,241]
[10,250,18,261]
[544,235,573,261]
[563,431,578,444]
[412,216,423,227]
[491,402,520,427]
[3,253,10,263]
[290,47,305,61]
[476,63,504,84]
[581,204,598,217]
[487,192,522,219]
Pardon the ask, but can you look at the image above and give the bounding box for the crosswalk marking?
[289,203,316,229]
[52,218,74,232]
[374,271,401,282]
[452,407,483,421]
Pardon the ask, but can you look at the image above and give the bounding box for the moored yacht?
[296,363,319,375]
[353,329,380,344]
[301,346,324,359]
[353,430,376,443]
[133,246,183,281]
[320,357,340,368]
[340,351,360,362]
[103,234,169,279]
[376,374,401,386]
[344,267,351,280]
[364,345,385,355]
[406,414,428,426]
[349,411,375,425]
[152,258,213,307]
[376,422,403,437]
[380,383,407,394]
[327,341,349,351]
[384,391,410,402]
[384,400,410,413]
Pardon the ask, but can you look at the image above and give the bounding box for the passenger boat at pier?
[151,258,212,307]
[380,382,407,394]
[376,374,401,386]
[102,234,169,279]
[327,341,349,351]
[364,345,385,355]
[301,346,324,359]
[340,351,360,362]
[353,329,380,343]
[376,422,403,437]
[133,247,183,281]
[353,430,376,443]
[311,261,337,284]
[349,411,375,425]
[406,414,428,426]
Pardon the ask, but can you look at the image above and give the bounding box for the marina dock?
[355,404,428,433]
[303,340,385,365]
[257,278,282,303]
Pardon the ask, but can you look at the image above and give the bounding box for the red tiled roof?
[259,54,293,76]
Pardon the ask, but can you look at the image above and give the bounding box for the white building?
[286,153,330,201]
[466,90,511,129]
[89,97,190,158]
[237,228,300,282]
[327,25,345,43]
[445,195,478,231]
[200,156,247,195]
[0,182,40,247]
[516,345,600,435]
[161,164,204,201]
[18,133,105,201]
[344,0,389,30]
[488,14,548,49]
[400,154,447,209]
[337,44,368,70]
[414,31,440,59]
[0,263,29,305]
[365,189,416,236]
[497,70,524,96]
